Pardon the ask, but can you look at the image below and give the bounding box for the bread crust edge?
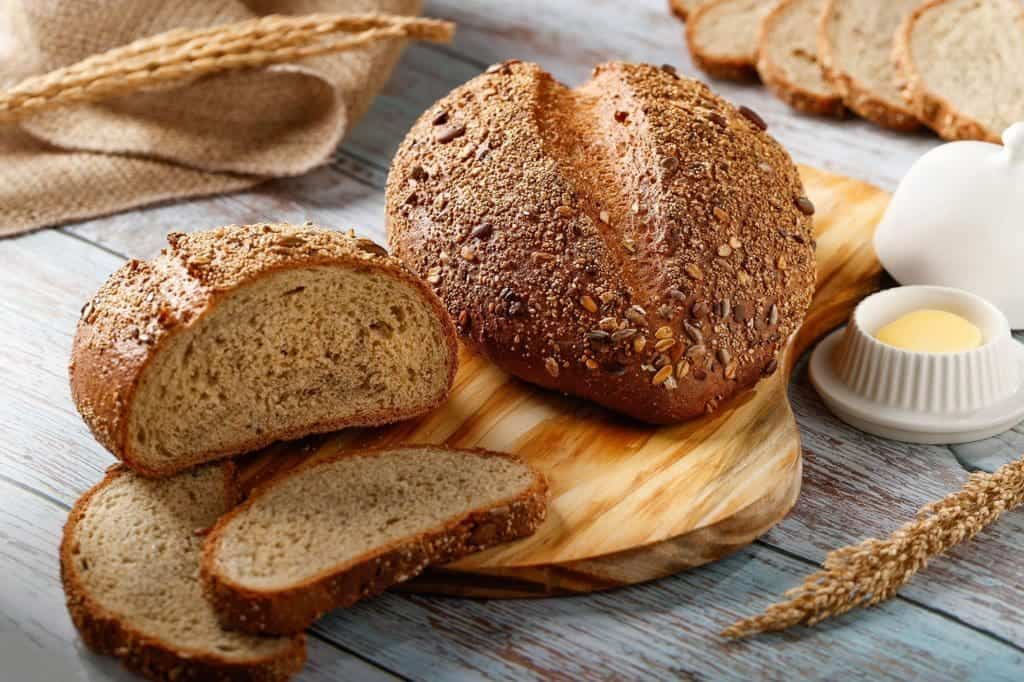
[69,227,459,478]
[816,0,921,132]
[756,0,845,118]
[60,464,308,682]
[686,0,761,81]
[892,0,1003,143]
[200,447,549,635]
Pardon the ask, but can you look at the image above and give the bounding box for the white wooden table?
[3,2,1024,679]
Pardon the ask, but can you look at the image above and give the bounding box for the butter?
[874,309,982,353]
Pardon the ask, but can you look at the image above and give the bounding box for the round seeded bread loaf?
[70,224,458,477]
[386,61,817,423]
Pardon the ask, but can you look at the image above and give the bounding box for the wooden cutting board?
[238,166,890,598]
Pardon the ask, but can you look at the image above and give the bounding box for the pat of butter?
[874,309,982,353]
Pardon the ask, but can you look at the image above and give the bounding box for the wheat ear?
[0,13,455,123]
[724,455,1024,638]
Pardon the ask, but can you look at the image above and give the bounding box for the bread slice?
[687,0,777,80]
[70,224,458,477]
[757,0,845,116]
[62,464,306,681]
[817,0,921,130]
[202,446,548,635]
[895,0,1024,142]
[670,0,707,20]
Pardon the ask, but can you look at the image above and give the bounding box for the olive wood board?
[237,165,890,598]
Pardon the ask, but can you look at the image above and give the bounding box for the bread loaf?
[70,224,458,477]
[817,0,921,130]
[202,446,547,635]
[386,62,816,423]
[687,0,777,80]
[757,0,845,117]
[895,0,1024,142]
[62,464,305,681]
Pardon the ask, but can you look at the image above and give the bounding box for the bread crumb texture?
[210,447,541,590]
[386,61,815,422]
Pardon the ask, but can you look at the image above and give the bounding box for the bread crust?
[386,61,815,423]
[670,0,703,21]
[69,224,459,477]
[817,0,921,131]
[686,0,761,81]
[61,464,307,682]
[201,447,548,635]
[893,0,1008,143]
[756,0,846,117]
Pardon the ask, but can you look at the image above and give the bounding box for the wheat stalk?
[723,454,1024,638]
[0,13,455,123]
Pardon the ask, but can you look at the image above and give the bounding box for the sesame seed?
[461,245,477,261]
[545,357,560,377]
[634,336,647,353]
[435,124,466,143]
[718,244,732,257]
[685,263,704,280]
[599,210,610,223]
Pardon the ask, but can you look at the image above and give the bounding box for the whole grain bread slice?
[895,0,1024,142]
[70,224,458,478]
[670,0,708,20]
[687,0,777,80]
[62,463,306,681]
[202,446,548,635]
[817,0,921,130]
[757,0,845,116]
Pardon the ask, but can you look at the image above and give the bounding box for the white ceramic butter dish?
[810,286,1024,444]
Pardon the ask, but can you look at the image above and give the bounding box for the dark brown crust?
[669,0,699,21]
[817,0,922,132]
[386,61,815,424]
[756,0,846,118]
[893,0,1009,143]
[686,0,762,82]
[69,224,459,478]
[201,447,548,635]
[61,465,307,682]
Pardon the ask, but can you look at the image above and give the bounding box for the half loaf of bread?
[62,464,306,681]
[386,62,816,423]
[757,0,845,117]
[687,0,776,80]
[70,224,458,477]
[202,446,548,635]
[817,0,921,130]
[895,0,1024,142]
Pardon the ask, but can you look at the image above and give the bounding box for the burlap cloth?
[0,0,420,237]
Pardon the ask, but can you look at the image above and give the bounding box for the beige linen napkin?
[0,0,420,236]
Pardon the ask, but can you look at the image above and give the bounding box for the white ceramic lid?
[810,286,1024,444]
[874,123,1024,328]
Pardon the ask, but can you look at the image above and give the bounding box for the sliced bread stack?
[678,0,1021,140]
[63,224,549,681]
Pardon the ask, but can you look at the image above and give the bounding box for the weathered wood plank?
[779,358,1024,647]
[315,542,1023,681]
[0,477,399,682]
